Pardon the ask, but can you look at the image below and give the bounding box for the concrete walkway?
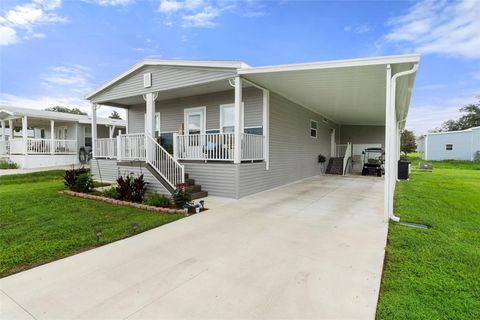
[0,175,387,320]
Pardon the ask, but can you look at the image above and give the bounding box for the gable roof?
[85,59,249,100]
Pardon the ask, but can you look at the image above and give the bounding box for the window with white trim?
[446,144,453,150]
[220,104,235,133]
[84,126,92,147]
[310,120,318,138]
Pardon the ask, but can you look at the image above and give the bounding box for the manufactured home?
[417,126,480,161]
[86,54,420,221]
[0,106,125,168]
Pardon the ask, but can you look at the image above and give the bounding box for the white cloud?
[344,24,371,34]
[182,6,219,28]
[0,26,17,45]
[384,0,480,59]
[158,0,264,28]
[41,64,93,94]
[159,0,184,12]
[93,0,134,6]
[0,0,67,46]
[406,95,478,135]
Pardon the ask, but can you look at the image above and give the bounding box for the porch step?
[326,157,343,175]
[191,190,208,200]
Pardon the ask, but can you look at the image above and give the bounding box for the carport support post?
[22,115,28,155]
[50,120,55,155]
[91,103,97,159]
[262,89,270,170]
[384,65,393,222]
[234,76,242,164]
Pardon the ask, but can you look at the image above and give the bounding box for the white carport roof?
[239,54,420,126]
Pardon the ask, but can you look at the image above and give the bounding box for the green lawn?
[376,157,480,319]
[0,170,183,278]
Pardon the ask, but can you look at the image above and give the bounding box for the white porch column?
[384,65,393,222]
[109,125,115,139]
[330,128,336,157]
[144,92,158,162]
[173,132,178,160]
[262,89,270,170]
[1,121,5,141]
[50,120,55,155]
[8,120,13,139]
[234,76,242,164]
[22,115,28,155]
[91,103,97,159]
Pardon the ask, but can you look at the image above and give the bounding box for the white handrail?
[146,135,185,189]
[342,142,352,176]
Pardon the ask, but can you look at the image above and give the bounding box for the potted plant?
[318,154,327,173]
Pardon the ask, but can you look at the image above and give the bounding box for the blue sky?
[0,0,479,134]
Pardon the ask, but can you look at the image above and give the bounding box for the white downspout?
[387,63,419,222]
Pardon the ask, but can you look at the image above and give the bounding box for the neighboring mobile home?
[0,106,125,168]
[86,54,420,221]
[417,126,480,161]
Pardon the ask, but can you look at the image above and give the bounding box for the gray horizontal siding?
[339,125,385,145]
[182,162,237,198]
[127,87,263,134]
[92,65,237,103]
[90,159,118,182]
[117,165,170,195]
[238,92,339,198]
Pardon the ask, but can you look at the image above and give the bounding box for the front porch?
[93,131,265,162]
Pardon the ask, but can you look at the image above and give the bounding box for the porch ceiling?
[239,54,420,126]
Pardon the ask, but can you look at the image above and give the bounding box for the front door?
[184,107,206,159]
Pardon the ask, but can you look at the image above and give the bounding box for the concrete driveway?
[1,175,387,320]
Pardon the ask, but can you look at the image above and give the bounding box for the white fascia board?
[238,54,421,75]
[85,59,249,100]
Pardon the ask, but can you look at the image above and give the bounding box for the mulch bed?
[63,190,185,214]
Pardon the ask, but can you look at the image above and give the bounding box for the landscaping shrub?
[0,160,18,169]
[64,167,89,190]
[72,173,94,193]
[143,193,171,207]
[116,174,147,203]
[172,183,192,208]
[101,187,118,199]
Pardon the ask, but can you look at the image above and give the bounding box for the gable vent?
[143,73,152,88]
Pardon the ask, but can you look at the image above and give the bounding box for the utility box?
[398,159,410,180]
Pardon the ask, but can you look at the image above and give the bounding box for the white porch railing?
[175,132,265,161]
[9,140,24,154]
[7,138,77,155]
[241,133,264,161]
[176,132,235,161]
[119,133,145,160]
[95,138,117,159]
[146,135,185,189]
[0,141,8,155]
